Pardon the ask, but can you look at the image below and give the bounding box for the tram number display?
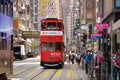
[51,53,60,56]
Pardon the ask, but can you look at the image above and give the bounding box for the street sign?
[22,31,39,38]
[90,33,103,39]
[76,19,80,27]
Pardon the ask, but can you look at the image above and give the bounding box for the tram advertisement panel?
[0,13,13,75]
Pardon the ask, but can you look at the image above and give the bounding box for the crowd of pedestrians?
[65,49,120,80]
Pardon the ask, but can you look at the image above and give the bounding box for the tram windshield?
[41,22,46,30]
[47,22,56,30]
[48,42,54,51]
[57,23,62,30]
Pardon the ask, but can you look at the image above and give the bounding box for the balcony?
[108,19,120,33]
[25,0,30,5]
[18,6,24,14]
[113,19,120,31]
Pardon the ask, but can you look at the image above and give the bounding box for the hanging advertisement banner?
[97,14,102,23]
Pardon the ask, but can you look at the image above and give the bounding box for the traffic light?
[76,19,80,27]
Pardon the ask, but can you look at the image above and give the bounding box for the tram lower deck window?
[55,42,61,51]
[0,32,7,50]
[41,42,47,51]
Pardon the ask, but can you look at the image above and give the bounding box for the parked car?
[27,52,35,58]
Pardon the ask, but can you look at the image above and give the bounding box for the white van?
[13,45,26,60]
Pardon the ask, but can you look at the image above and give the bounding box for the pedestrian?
[76,53,81,67]
[113,52,120,80]
[80,52,85,69]
[65,52,69,63]
[69,51,75,64]
[85,51,92,74]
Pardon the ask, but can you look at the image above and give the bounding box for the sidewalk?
[75,65,89,80]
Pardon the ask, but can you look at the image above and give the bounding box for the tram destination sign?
[41,31,63,36]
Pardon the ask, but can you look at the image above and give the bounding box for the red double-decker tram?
[40,18,64,68]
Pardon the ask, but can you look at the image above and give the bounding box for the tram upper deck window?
[57,23,62,30]
[0,0,4,13]
[47,23,56,30]
[48,42,54,51]
[55,42,61,51]
[0,0,13,18]
[42,42,47,51]
[41,22,46,30]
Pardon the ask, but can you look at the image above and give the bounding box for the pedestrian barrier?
[100,62,109,80]
[87,62,109,80]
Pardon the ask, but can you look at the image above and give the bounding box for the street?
[8,56,88,80]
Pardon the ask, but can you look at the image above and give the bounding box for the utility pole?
[91,20,95,80]
[110,20,114,80]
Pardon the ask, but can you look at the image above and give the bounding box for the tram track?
[30,68,59,80]
[30,68,46,80]
[49,69,58,80]
[10,66,38,77]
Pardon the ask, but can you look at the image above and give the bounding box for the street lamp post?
[110,20,114,80]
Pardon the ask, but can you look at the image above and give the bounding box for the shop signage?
[97,24,108,31]
[22,31,39,38]
[90,33,103,39]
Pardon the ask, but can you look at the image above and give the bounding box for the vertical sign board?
[117,32,120,43]
[97,24,108,31]
[76,19,80,27]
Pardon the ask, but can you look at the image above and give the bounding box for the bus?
[0,0,13,78]
[40,18,64,68]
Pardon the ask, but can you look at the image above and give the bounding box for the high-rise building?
[30,0,40,31]
[40,0,61,19]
